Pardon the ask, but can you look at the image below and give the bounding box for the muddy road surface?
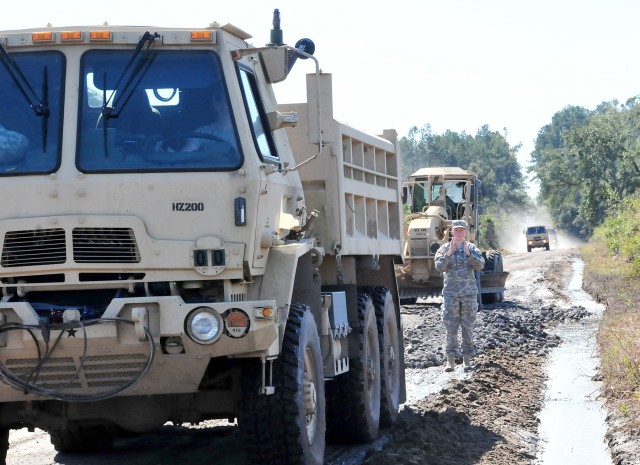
[6,247,598,465]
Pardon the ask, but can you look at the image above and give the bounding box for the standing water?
[536,259,612,464]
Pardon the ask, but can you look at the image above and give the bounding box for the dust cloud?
[495,208,585,253]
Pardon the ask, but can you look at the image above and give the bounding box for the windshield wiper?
[99,31,159,157]
[0,42,50,152]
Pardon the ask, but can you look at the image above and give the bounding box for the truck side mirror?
[401,186,408,205]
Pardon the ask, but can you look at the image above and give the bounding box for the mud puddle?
[536,259,612,464]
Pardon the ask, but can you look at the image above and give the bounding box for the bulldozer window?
[412,182,428,212]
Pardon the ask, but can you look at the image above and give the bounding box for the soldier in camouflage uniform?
[434,219,485,372]
[0,125,29,165]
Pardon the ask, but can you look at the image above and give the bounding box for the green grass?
[582,197,640,431]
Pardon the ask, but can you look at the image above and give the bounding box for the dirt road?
[5,247,595,465]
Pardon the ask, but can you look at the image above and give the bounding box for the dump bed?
[281,74,403,257]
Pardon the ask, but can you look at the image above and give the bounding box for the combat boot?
[463,354,473,371]
[445,355,455,372]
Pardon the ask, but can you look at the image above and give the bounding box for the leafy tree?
[532,101,640,238]
[400,125,434,180]
[481,215,499,250]
[530,105,592,237]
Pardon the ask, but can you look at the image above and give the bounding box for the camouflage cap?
[451,220,468,229]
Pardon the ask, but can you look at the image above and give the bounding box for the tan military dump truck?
[0,11,405,465]
[396,167,508,304]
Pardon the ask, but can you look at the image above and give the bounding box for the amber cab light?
[90,31,112,41]
[32,32,53,42]
[61,31,83,41]
[191,31,212,41]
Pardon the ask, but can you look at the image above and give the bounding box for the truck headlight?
[186,307,223,344]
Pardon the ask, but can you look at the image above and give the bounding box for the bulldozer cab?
[409,177,469,221]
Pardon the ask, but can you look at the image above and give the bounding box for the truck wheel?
[372,287,401,427]
[49,422,116,453]
[527,245,532,252]
[239,304,325,465]
[481,250,503,304]
[545,243,550,251]
[327,293,381,443]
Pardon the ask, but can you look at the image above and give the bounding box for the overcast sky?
[2,0,640,194]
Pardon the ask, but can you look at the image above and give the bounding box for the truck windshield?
[0,51,64,176]
[77,50,242,172]
[527,226,547,234]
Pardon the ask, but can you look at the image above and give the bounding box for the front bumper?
[0,296,279,401]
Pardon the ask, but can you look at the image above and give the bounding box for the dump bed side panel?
[281,74,403,257]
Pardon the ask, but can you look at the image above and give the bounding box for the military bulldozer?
[396,167,508,304]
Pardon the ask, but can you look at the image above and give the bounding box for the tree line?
[401,97,640,245]
[530,99,640,239]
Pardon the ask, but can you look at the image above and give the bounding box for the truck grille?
[0,227,141,268]
[1,229,66,267]
[73,228,140,263]
[4,353,149,390]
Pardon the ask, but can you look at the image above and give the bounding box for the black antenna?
[269,9,283,46]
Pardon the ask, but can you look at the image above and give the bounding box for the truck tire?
[481,251,504,304]
[527,245,532,252]
[326,293,381,443]
[49,422,116,453]
[239,304,325,465]
[372,287,401,427]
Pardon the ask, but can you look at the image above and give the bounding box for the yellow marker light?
[90,31,112,41]
[254,306,275,319]
[191,31,212,41]
[61,31,82,42]
[32,32,54,42]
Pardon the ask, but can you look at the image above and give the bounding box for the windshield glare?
[0,51,64,176]
[77,50,242,172]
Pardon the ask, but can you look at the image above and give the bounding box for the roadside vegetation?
[582,194,640,436]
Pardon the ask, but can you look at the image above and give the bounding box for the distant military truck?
[524,225,550,252]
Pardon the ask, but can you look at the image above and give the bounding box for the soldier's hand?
[447,239,455,256]
[463,241,470,256]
